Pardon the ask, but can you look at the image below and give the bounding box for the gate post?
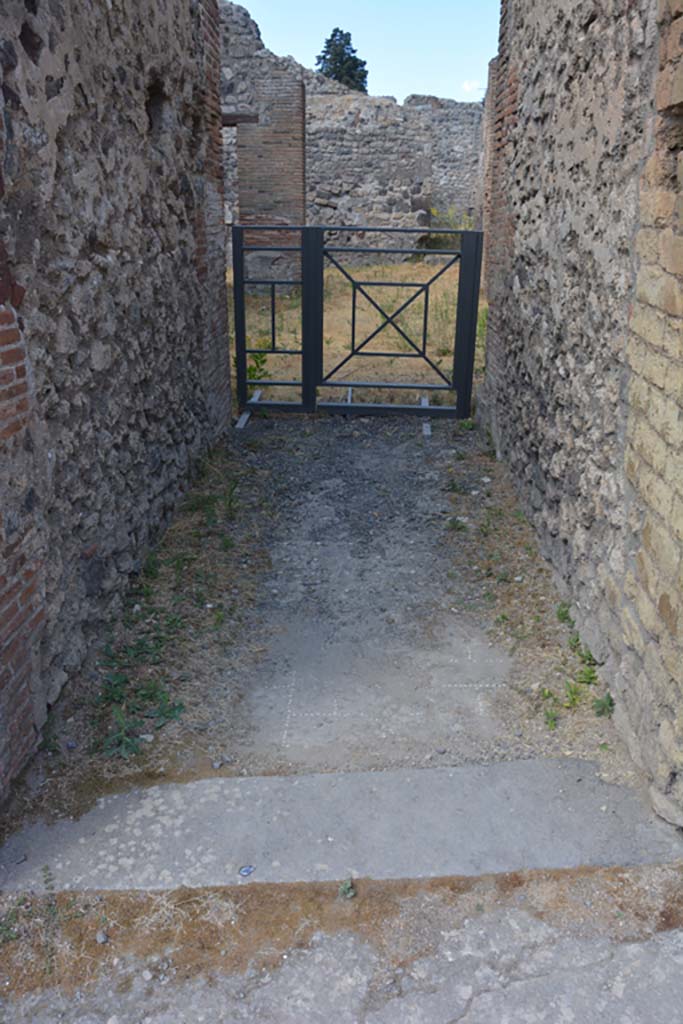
[453,231,484,420]
[232,225,248,409]
[301,227,324,413]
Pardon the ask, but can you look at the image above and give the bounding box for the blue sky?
[242,0,501,103]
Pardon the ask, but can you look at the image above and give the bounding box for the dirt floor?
[1,414,680,1022]
[1,417,632,839]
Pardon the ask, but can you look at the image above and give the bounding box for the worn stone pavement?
[2,415,683,1022]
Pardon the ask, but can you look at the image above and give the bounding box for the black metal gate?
[232,224,483,419]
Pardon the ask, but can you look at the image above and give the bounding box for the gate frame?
[232,225,483,420]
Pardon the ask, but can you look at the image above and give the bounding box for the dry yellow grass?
[3,864,683,998]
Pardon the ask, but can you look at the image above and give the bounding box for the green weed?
[545,707,559,730]
[0,906,19,946]
[143,552,160,580]
[102,707,143,759]
[222,480,239,521]
[556,602,573,626]
[564,681,582,708]
[246,350,268,397]
[593,693,615,718]
[338,879,357,900]
[577,665,598,686]
[98,672,129,706]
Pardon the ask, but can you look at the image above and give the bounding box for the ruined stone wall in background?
[0,0,230,798]
[404,95,484,220]
[305,94,432,233]
[219,2,485,241]
[306,92,483,233]
[484,0,683,822]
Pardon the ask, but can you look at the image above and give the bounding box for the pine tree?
[316,28,368,93]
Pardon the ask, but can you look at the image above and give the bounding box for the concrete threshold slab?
[1,759,681,892]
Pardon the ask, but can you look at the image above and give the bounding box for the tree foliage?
[316,28,368,93]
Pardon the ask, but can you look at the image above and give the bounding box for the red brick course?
[0,303,45,796]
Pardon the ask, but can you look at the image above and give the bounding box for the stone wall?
[404,95,484,218]
[484,0,683,822]
[305,94,432,232]
[0,0,230,798]
[219,2,485,241]
[480,58,498,288]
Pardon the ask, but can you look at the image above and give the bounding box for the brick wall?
[0,299,46,789]
[620,0,683,823]
[0,0,230,800]
[484,0,683,822]
[236,68,306,228]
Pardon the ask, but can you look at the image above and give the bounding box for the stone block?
[622,605,647,656]
[636,265,683,318]
[634,585,664,639]
[626,334,670,390]
[673,495,683,542]
[639,188,677,226]
[644,515,682,577]
[635,228,660,263]
[661,229,683,277]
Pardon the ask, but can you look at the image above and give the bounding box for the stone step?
[1,758,680,892]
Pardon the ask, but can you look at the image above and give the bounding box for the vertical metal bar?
[232,225,249,409]
[422,285,430,355]
[301,227,324,412]
[351,282,357,353]
[453,232,483,420]
[270,283,276,352]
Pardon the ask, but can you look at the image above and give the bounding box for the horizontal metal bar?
[353,281,427,288]
[320,380,452,390]
[246,379,303,387]
[324,247,462,256]
[352,350,422,358]
[243,280,303,287]
[235,225,476,235]
[318,402,458,417]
